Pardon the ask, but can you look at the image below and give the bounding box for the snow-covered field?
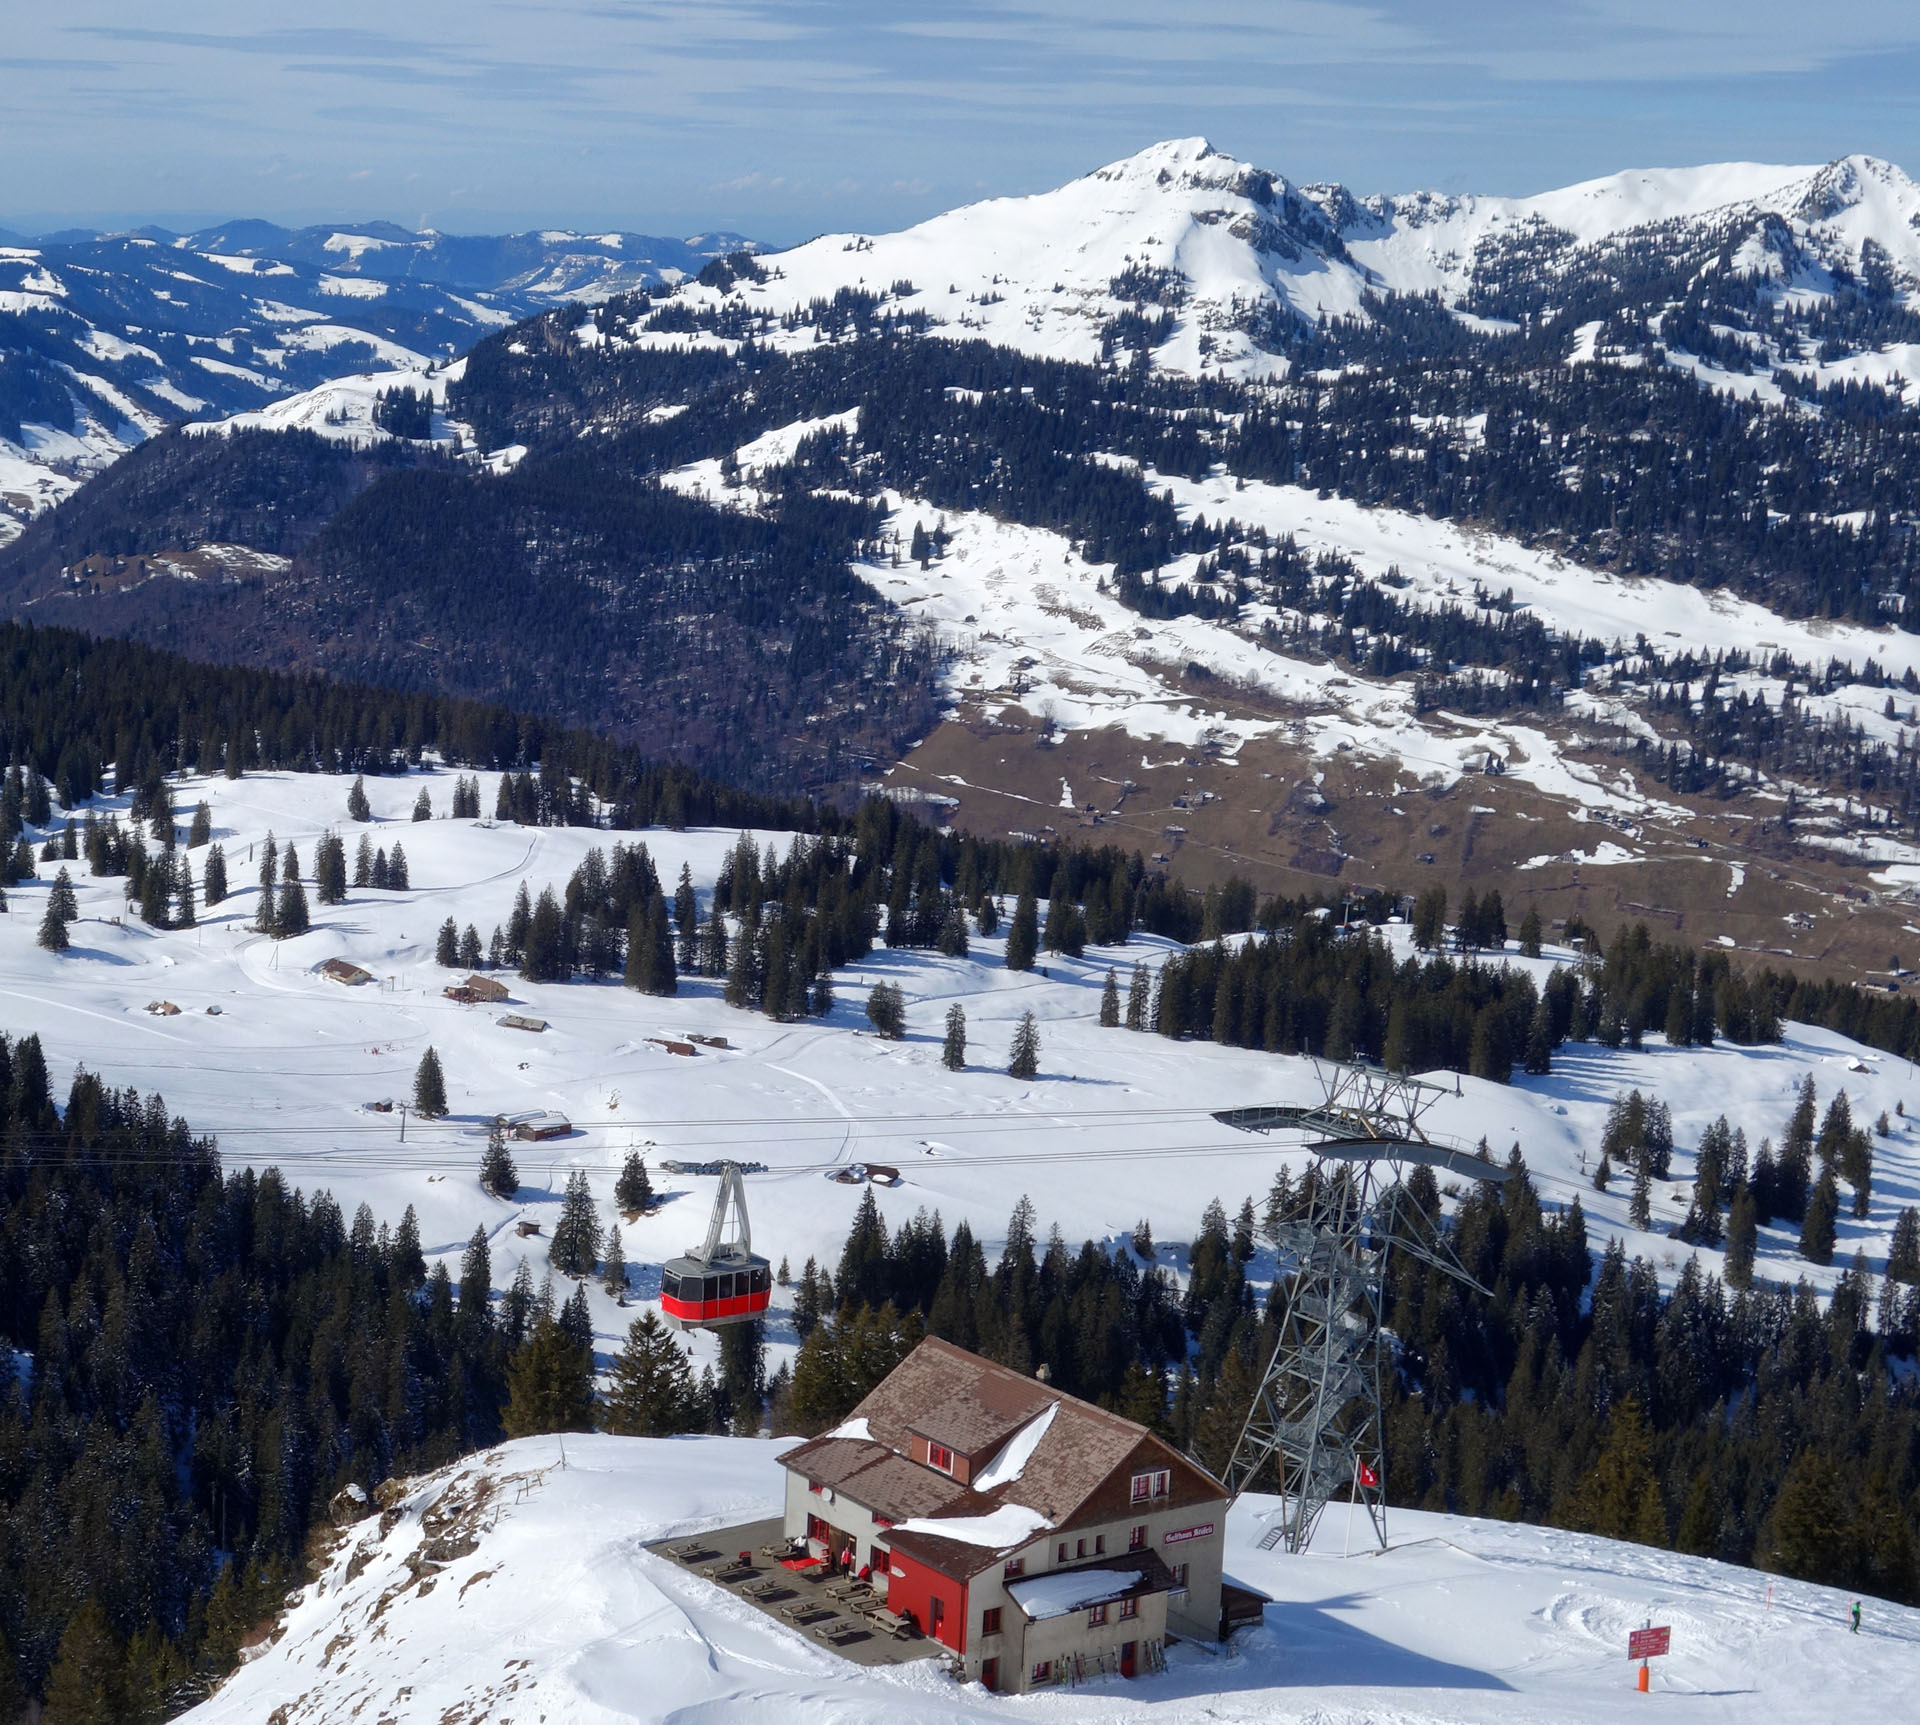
[6,766,1917,1388]
[183,1431,1920,1725]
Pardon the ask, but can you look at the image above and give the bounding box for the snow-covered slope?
[1332,154,1920,300]
[691,141,1920,384]
[183,1432,1920,1725]
[0,224,750,540]
[5,763,1917,1408]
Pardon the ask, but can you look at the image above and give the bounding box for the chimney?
[1035,1363,1052,1384]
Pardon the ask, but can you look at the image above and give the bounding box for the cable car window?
[717,1273,735,1300]
[704,1276,719,1304]
[751,1266,771,1293]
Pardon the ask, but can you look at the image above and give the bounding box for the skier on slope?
[1850,1599,1861,1634]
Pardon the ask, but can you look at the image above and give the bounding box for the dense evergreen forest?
[0,631,1916,1714]
[767,1142,1920,1609]
[20,250,1920,802]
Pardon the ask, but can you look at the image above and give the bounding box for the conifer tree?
[1759,1450,1849,1586]
[176,859,196,928]
[388,842,409,890]
[480,1120,518,1196]
[674,863,698,969]
[1629,1157,1652,1229]
[1522,997,1554,1074]
[187,800,212,848]
[601,1313,699,1436]
[699,899,729,978]
[1008,1009,1041,1079]
[37,892,69,952]
[202,842,227,906]
[1888,1206,1920,1286]
[615,1151,654,1215]
[1569,1395,1668,1547]
[1799,1169,1839,1265]
[459,1225,493,1319]
[353,833,373,887]
[347,775,371,821]
[50,865,78,922]
[41,1598,122,1725]
[436,917,459,966]
[1517,904,1543,957]
[1126,960,1149,1029]
[459,923,483,968]
[502,1316,594,1436]
[1005,887,1039,970]
[601,1220,628,1297]
[314,832,347,904]
[392,1205,426,1286]
[412,786,432,822]
[1099,967,1120,1027]
[866,980,906,1038]
[942,1002,967,1070]
[253,831,278,933]
[275,862,309,938]
[1724,1186,1758,1289]
[551,1169,599,1277]
[413,1045,449,1117]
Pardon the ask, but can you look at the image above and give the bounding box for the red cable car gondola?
[660,1161,772,1331]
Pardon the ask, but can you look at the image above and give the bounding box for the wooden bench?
[811,1620,871,1647]
[862,1604,914,1639]
[780,1601,835,1625]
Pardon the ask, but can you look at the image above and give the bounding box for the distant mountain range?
[693,137,1920,389]
[0,220,753,534]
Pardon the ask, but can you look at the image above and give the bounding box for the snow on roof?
[972,1401,1056,1492]
[1007,1563,1146,1621]
[891,1502,1051,1550]
[825,1416,872,1441]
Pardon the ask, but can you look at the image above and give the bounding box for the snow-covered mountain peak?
[694,139,1920,382]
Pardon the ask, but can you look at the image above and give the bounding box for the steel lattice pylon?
[1213,1060,1513,1555]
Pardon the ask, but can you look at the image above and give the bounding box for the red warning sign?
[1627,1626,1671,1661]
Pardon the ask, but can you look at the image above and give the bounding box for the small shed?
[505,1109,570,1142]
[319,958,374,986]
[647,1036,697,1057]
[514,1219,542,1238]
[497,1013,547,1033]
[464,974,510,1002]
[687,1033,730,1050]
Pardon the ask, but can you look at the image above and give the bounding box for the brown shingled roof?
[776,1434,966,1524]
[780,1337,1227,1573]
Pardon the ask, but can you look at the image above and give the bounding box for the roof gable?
[798,1337,1227,1546]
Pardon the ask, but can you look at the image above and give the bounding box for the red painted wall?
[887,1549,967,1651]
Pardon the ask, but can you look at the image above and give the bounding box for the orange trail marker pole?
[1638,1660,1650,1693]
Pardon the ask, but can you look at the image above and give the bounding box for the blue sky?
[7,1,1920,242]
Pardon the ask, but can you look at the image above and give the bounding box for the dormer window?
[928,1440,956,1474]
[1130,1468,1170,1504]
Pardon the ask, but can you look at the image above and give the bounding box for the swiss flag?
[1358,1462,1380,1488]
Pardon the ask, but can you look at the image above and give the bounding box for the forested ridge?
[22,243,1920,802]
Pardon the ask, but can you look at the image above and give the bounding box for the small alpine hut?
[777,1337,1236,1693]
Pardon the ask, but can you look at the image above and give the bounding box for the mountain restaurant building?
[776,1337,1234,1693]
